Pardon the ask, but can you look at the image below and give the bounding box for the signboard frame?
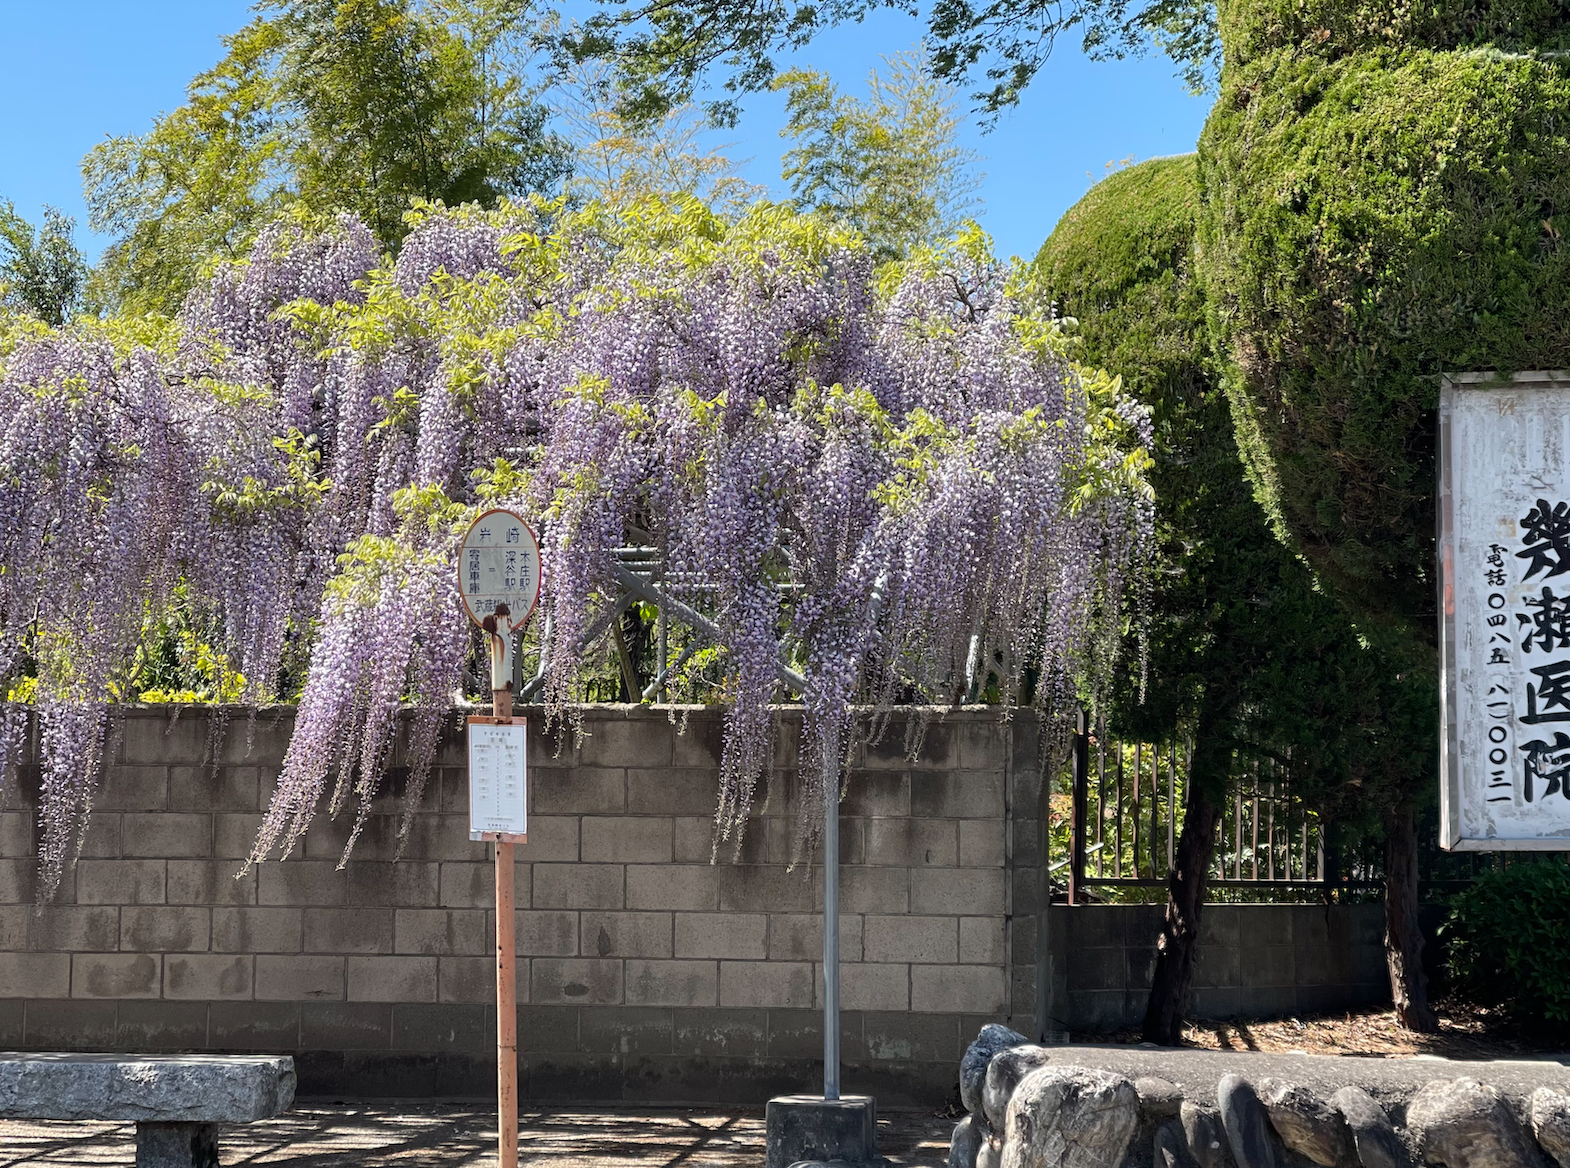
[458,507,542,632]
[1439,370,1570,851]
[467,715,527,844]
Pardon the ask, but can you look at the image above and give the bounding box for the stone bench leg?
[135,1122,219,1168]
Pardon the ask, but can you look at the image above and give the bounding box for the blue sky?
[0,1,1210,264]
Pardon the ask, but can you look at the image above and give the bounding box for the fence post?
[1069,707,1089,905]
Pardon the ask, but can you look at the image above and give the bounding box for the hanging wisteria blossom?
[0,197,1150,893]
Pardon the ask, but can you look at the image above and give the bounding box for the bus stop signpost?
[458,509,540,1168]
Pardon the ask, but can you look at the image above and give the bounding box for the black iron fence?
[1052,714,1331,903]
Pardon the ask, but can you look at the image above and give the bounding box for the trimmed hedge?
[1446,859,1570,1036]
[1033,158,1424,811]
[1220,0,1570,71]
[1199,45,1570,644]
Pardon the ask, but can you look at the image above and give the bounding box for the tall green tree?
[559,0,1217,128]
[774,51,981,260]
[1035,155,1438,1039]
[0,205,89,328]
[554,55,764,213]
[83,0,569,315]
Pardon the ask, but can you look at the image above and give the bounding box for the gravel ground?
[0,1101,957,1168]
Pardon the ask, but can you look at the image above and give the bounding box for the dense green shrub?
[1198,45,1570,645]
[1032,158,1425,816]
[1446,860,1570,1034]
[1220,0,1570,72]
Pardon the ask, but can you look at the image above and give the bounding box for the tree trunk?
[1142,773,1223,1045]
[1384,805,1438,1032]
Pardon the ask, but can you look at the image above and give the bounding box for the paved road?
[0,1101,956,1168]
[1037,1044,1570,1110]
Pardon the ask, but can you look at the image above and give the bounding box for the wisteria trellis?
[0,198,1150,895]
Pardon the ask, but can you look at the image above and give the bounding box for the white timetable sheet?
[468,718,528,841]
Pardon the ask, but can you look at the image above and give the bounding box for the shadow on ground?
[0,1102,955,1168]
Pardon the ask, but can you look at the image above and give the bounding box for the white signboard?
[459,509,541,629]
[1441,372,1570,849]
[468,718,527,841]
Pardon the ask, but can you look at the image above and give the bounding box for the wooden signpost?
[459,509,540,1168]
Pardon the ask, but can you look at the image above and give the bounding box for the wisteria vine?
[0,198,1151,890]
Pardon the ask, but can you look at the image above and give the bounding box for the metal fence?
[1058,714,1329,902]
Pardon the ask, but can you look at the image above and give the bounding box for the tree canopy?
[82,0,569,314]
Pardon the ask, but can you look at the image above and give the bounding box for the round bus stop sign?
[458,508,541,629]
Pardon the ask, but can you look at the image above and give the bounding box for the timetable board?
[468,718,527,841]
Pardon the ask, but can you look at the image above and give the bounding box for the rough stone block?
[866,818,957,868]
[624,959,718,1007]
[24,1000,116,1047]
[837,962,911,1012]
[299,1002,392,1049]
[768,913,863,962]
[718,865,819,913]
[166,860,256,907]
[518,815,580,862]
[910,964,1004,1014]
[514,910,578,957]
[579,1005,674,1054]
[346,862,440,907]
[438,956,494,1003]
[582,817,673,864]
[0,813,30,859]
[391,1003,490,1052]
[213,908,301,954]
[211,815,265,860]
[78,859,166,905]
[257,863,346,907]
[207,1003,301,1052]
[626,864,718,911]
[395,909,488,956]
[841,867,908,914]
[674,912,767,959]
[254,955,344,1001]
[0,1052,295,1122]
[438,861,498,909]
[96,764,170,811]
[0,952,70,997]
[577,717,670,769]
[531,767,625,814]
[164,954,254,1001]
[345,956,438,1002]
[911,770,1003,819]
[532,957,623,1005]
[719,961,813,1008]
[581,911,672,959]
[115,1001,211,1052]
[958,917,1005,965]
[671,1008,768,1057]
[303,908,394,955]
[958,819,1006,868]
[121,907,211,953]
[864,915,957,964]
[910,868,1004,915]
[29,906,120,953]
[764,1094,876,1168]
[840,771,911,818]
[533,863,624,910]
[169,766,260,812]
[72,953,163,999]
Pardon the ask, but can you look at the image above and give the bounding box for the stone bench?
[0,1053,295,1168]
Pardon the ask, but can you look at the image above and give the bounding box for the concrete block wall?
[1041,902,1391,1033]
[0,705,1041,1104]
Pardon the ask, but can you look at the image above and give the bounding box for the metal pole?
[493,681,517,1168]
[1068,708,1088,905]
[823,773,840,1100]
